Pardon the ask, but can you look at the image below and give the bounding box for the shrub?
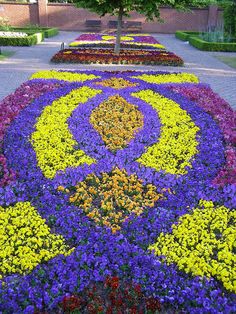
[223,1,236,36]
[42,27,59,38]
[0,32,44,46]
[12,27,58,38]
[189,36,236,51]
[175,30,201,41]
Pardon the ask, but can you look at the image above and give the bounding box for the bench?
[85,20,101,30]
[108,20,125,29]
[125,21,142,32]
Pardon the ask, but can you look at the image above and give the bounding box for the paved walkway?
[0,31,236,109]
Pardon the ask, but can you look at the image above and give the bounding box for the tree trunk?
[114,6,123,55]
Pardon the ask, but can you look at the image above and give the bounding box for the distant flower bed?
[52,32,184,66]
[69,32,165,50]
[51,48,184,66]
[0,31,28,38]
[0,69,236,313]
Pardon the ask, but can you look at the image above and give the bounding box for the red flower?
[87,303,97,314]
[62,295,81,311]
[106,306,113,314]
[130,306,138,314]
[134,284,142,296]
[146,297,161,312]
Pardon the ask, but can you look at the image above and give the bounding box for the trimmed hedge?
[42,27,59,38]
[0,32,44,46]
[189,36,236,52]
[10,27,59,38]
[175,31,200,41]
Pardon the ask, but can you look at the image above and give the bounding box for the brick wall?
[0,2,222,33]
[0,3,39,26]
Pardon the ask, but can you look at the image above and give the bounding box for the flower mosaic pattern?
[0,70,236,313]
[69,33,165,50]
[52,33,184,66]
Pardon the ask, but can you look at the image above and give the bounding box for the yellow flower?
[31,86,101,178]
[30,70,100,82]
[133,73,199,84]
[133,90,199,175]
[63,168,162,233]
[149,200,236,293]
[0,202,73,279]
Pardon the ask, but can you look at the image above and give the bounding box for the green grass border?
[0,50,15,61]
[215,56,236,68]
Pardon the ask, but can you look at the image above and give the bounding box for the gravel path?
[0,31,235,109]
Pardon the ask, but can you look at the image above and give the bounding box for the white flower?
[0,31,28,38]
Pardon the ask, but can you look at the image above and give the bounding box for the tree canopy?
[74,0,213,53]
[74,0,211,21]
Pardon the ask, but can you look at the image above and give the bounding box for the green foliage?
[0,51,15,61]
[199,25,233,42]
[74,0,211,54]
[189,35,236,51]
[216,0,236,35]
[224,1,236,35]
[0,32,43,46]
[24,23,40,29]
[0,17,11,31]
[216,55,236,68]
[43,27,59,38]
[74,0,212,21]
[175,30,201,40]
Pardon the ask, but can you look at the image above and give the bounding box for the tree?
[217,0,236,36]
[74,0,212,54]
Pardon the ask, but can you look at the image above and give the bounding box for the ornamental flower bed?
[0,69,236,313]
[51,32,184,66]
[69,33,166,50]
[51,48,183,66]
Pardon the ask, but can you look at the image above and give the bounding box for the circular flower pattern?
[0,70,235,313]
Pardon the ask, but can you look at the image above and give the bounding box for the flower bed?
[69,33,165,50]
[0,69,236,313]
[52,32,184,66]
[51,48,184,66]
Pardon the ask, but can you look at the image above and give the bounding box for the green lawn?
[216,56,236,69]
[0,50,15,61]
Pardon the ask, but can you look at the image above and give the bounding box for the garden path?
[0,31,235,109]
